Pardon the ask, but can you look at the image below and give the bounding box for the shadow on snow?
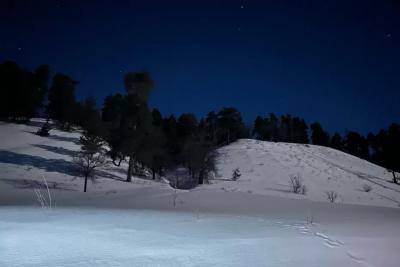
[32,144,78,158]
[0,150,78,176]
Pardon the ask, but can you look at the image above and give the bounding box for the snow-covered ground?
[1,119,400,267]
[213,139,400,208]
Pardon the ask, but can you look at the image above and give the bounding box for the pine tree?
[253,116,268,140]
[216,107,247,145]
[330,132,343,150]
[344,131,369,159]
[310,122,330,146]
[47,73,77,130]
[292,117,309,144]
[381,124,400,183]
[0,61,49,121]
[106,72,155,182]
[124,72,154,102]
[74,131,105,192]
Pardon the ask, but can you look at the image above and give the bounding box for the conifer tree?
[310,122,330,146]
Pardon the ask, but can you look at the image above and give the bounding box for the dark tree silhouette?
[105,72,155,182]
[124,72,154,102]
[344,131,369,160]
[216,107,247,145]
[47,73,77,130]
[310,122,330,146]
[253,116,269,140]
[76,97,104,137]
[0,61,49,121]
[330,132,343,151]
[292,117,309,144]
[381,124,400,183]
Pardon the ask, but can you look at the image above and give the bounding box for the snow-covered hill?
[1,119,400,267]
[0,119,399,208]
[212,139,400,208]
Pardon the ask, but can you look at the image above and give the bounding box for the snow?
[1,119,400,267]
[1,207,395,267]
[213,139,400,208]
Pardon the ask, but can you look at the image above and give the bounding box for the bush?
[232,168,241,181]
[326,191,338,203]
[289,174,307,194]
[362,184,372,192]
[36,121,51,137]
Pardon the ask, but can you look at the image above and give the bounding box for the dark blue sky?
[1,0,399,134]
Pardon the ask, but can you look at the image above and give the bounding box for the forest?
[1,60,399,187]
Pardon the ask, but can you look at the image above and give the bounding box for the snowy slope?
[1,119,400,267]
[0,120,399,208]
[212,139,400,208]
[0,119,167,205]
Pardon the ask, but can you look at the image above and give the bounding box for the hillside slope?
[1,120,400,267]
[212,139,400,208]
[1,120,399,208]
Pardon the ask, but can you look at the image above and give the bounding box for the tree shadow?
[95,168,126,182]
[0,150,78,176]
[47,134,81,145]
[264,187,293,194]
[32,144,78,158]
[0,178,76,191]
[27,120,47,128]
[23,130,81,145]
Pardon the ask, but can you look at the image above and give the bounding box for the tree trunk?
[393,171,397,184]
[152,169,156,180]
[126,155,134,182]
[198,170,204,185]
[84,175,88,192]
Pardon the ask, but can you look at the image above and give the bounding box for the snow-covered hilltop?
[213,139,400,208]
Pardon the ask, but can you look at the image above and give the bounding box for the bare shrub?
[33,175,52,210]
[326,191,338,203]
[289,174,307,194]
[306,209,314,225]
[232,168,241,181]
[362,184,372,192]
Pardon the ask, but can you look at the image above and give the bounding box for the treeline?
[252,114,400,183]
[0,60,399,185]
[0,61,49,121]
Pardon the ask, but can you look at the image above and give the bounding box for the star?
[241,5,245,9]
[17,47,22,51]
[386,33,392,38]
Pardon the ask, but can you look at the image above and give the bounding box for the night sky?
[1,0,399,134]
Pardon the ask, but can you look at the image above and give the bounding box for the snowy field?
[1,207,398,267]
[1,119,400,267]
